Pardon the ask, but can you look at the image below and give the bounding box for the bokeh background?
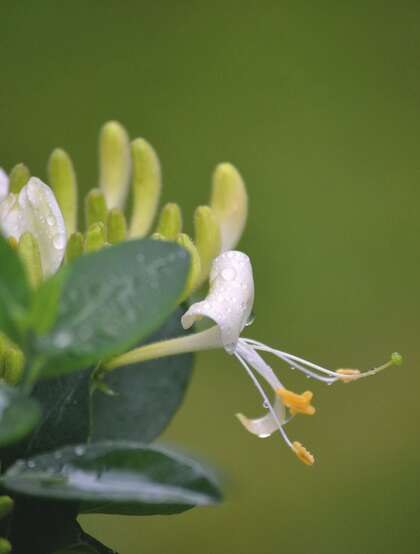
[1,2,419,553]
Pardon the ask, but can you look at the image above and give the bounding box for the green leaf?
[0,386,40,447]
[2,442,222,515]
[30,267,69,335]
[35,239,190,378]
[91,306,193,443]
[26,369,93,456]
[0,235,31,343]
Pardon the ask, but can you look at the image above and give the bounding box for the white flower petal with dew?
[0,177,67,275]
[107,249,399,465]
[182,251,254,352]
[0,168,9,202]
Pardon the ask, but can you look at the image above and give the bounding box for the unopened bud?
[156,203,182,240]
[9,163,30,193]
[48,148,78,235]
[3,346,24,385]
[210,162,247,251]
[85,222,106,253]
[18,232,42,288]
[176,233,201,301]
[0,538,11,554]
[65,232,84,263]
[194,205,221,288]
[129,138,161,237]
[0,496,14,519]
[107,208,127,244]
[99,121,131,209]
[85,188,107,228]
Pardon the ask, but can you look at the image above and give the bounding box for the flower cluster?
[0,121,247,382]
[0,121,401,466]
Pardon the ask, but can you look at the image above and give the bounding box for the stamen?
[292,441,315,466]
[234,351,293,448]
[336,369,361,383]
[277,388,316,416]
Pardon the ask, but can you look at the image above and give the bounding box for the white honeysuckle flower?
[106,250,401,466]
[0,177,67,275]
[181,250,400,465]
[0,168,9,202]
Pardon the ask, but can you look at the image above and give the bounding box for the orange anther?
[336,369,361,383]
[277,388,316,416]
[292,441,315,466]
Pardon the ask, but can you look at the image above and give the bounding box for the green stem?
[104,325,222,370]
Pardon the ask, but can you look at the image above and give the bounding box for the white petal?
[0,178,67,276]
[181,251,254,352]
[18,178,67,275]
[235,341,287,438]
[236,397,286,438]
[0,193,23,238]
[0,168,9,202]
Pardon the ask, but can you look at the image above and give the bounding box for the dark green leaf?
[26,369,93,456]
[0,234,31,342]
[91,306,193,443]
[2,442,222,515]
[35,239,190,378]
[0,386,40,447]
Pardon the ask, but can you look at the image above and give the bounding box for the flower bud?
[9,163,30,194]
[17,232,42,288]
[156,203,182,240]
[48,148,78,235]
[99,121,131,209]
[85,188,107,228]
[85,222,106,253]
[65,232,84,263]
[0,496,14,520]
[194,205,221,288]
[107,208,127,244]
[176,233,201,302]
[129,138,161,237]
[210,163,247,251]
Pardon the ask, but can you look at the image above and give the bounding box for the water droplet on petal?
[245,311,255,326]
[47,215,56,226]
[221,267,236,281]
[263,400,270,409]
[53,233,66,250]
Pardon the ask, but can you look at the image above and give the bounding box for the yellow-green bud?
[7,237,18,250]
[210,162,248,251]
[194,205,221,288]
[3,347,24,385]
[65,232,84,263]
[151,232,166,241]
[0,496,14,519]
[99,121,131,210]
[156,203,182,240]
[85,188,107,229]
[47,148,78,235]
[17,232,42,288]
[107,208,127,244]
[0,538,11,554]
[129,138,161,238]
[9,163,30,193]
[85,222,106,253]
[176,233,201,302]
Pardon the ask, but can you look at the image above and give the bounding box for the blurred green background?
[1,2,419,552]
